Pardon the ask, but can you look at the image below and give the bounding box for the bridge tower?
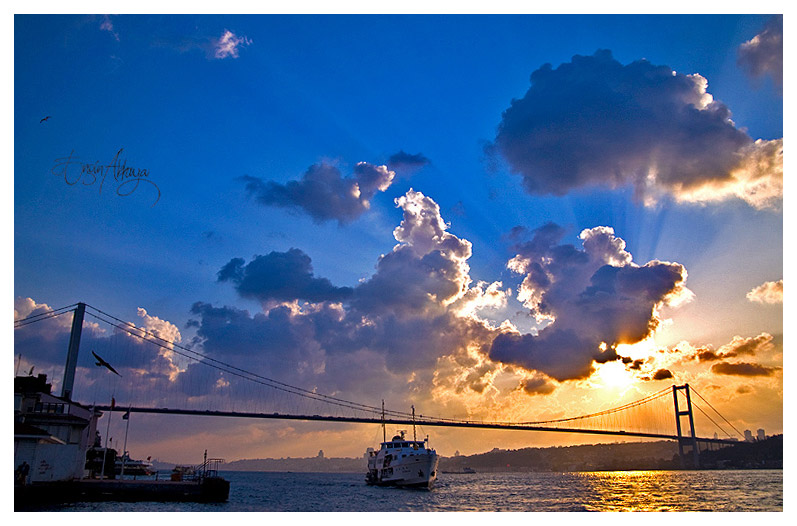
[672,383,700,468]
[61,302,86,401]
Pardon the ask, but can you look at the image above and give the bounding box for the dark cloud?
[736,385,754,395]
[241,161,395,225]
[738,15,783,90]
[218,248,353,304]
[387,150,431,172]
[621,357,645,371]
[696,349,721,362]
[650,368,673,381]
[691,333,774,363]
[491,50,782,209]
[711,361,780,377]
[490,223,690,381]
[519,375,556,396]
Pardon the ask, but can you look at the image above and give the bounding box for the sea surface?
[34,469,782,512]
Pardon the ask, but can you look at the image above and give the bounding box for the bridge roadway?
[93,405,741,446]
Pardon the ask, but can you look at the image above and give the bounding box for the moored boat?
[365,404,438,489]
[115,453,154,477]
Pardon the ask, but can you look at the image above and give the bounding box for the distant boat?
[365,404,438,489]
[441,467,476,474]
[115,453,155,477]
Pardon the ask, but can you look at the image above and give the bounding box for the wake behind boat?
[365,404,438,489]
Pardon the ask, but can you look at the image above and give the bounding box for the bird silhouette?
[92,351,121,376]
[40,116,51,123]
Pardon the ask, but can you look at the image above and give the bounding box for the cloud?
[491,49,782,209]
[710,362,779,377]
[518,375,556,395]
[746,279,783,304]
[218,248,354,304]
[690,333,775,364]
[213,30,252,59]
[185,189,507,407]
[650,368,673,381]
[490,223,691,381]
[387,150,431,172]
[241,162,395,225]
[100,15,119,41]
[717,333,774,358]
[738,15,783,90]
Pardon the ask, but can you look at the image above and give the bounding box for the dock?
[15,476,230,509]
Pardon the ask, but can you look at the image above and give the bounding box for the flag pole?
[100,396,114,479]
[121,406,131,479]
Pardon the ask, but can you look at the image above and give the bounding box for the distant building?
[744,429,754,442]
[318,450,324,458]
[757,429,766,441]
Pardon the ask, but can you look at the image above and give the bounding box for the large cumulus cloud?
[489,222,691,381]
[491,50,782,209]
[241,161,395,224]
[184,189,511,412]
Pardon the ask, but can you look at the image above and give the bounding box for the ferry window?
[386,443,393,448]
[402,442,410,448]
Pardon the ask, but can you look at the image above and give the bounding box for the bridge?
[16,302,749,466]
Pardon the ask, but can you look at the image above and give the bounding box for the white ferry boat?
[366,405,439,489]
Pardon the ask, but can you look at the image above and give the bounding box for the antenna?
[381,399,386,443]
[412,405,417,442]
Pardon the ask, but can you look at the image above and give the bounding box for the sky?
[12,11,785,464]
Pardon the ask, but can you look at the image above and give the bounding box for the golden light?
[616,338,657,360]
[595,361,635,390]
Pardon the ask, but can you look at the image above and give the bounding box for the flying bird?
[92,351,121,376]
[40,116,51,123]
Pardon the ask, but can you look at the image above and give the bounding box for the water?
[35,469,782,512]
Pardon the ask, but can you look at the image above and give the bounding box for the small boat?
[114,452,154,476]
[366,404,439,489]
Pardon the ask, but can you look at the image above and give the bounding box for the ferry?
[365,404,439,489]
[115,453,155,477]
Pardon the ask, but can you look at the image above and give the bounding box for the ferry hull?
[366,454,439,489]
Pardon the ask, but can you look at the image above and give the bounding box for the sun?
[595,361,635,391]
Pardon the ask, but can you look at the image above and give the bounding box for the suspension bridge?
[15,302,749,466]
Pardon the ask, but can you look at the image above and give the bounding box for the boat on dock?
[366,404,438,489]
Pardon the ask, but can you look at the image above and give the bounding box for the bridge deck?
[93,405,740,445]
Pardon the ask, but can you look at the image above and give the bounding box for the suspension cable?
[519,386,673,425]
[691,400,732,439]
[689,386,744,439]
[83,304,414,419]
[13,303,79,328]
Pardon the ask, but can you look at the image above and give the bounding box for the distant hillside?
[224,455,366,473]
[204,436,782,474]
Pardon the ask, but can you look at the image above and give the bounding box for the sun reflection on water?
[575,470,709,511]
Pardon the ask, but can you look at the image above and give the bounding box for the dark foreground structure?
[15,476,230,510]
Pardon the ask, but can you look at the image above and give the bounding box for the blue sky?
[13,13,784,461]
